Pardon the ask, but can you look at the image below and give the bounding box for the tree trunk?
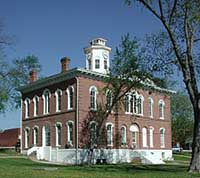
[189,103,200,173]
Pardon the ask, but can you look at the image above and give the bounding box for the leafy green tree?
[125,0,200,172]
[0,21,41,112]
[171,92,193,148]
[83,34,151,148]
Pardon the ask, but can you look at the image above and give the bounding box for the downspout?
[75,77,79,165]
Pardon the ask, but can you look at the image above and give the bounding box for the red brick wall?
[22,75,172,151]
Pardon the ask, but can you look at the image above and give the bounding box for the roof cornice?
[18,68,175,95]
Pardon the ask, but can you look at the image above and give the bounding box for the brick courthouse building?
[19,38,174,164]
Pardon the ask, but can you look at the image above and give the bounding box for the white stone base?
[27,147,172,165]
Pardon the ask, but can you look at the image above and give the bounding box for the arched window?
[125,94,130,113]
[142,127,148,147]
[159,100,165,119]
[55,122,62,146]
[67,86,74,110]
[33,96,39,117]
[148,97,154,118]
[121,126,127,145]
[42,89,51,114]
[33,126,39,146]
[106,89,113,109]
[24,127,30,149]
[43,125,51,146]
[90,121,97,146]
[55,89,62,112]
[90,86,97,110]
[130,124,139,148]
[134,94,144,115]
[24,98,30,118]
[160,128,165,148]
[67,121,73,145]
[106,123,113,146]
[149,127,154,148]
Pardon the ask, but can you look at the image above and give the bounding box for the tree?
[0,21,41,112]
[81,34,154,148]
[171,91,193,148]
[125,0,200,172]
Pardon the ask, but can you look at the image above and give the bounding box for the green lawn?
[0,157,199,178]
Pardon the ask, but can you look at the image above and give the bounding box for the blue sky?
[0,0,164,130]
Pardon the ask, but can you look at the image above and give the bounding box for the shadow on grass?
[0,158,191,175]
[67,164,189,174]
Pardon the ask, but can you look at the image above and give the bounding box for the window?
[125,94,130,113]
[148,97,153,118]
[159,100,165,119]
[33,96,39,117]
[43,125,51,146]
[90,86,97,110]
[33,126,39,145]
[104,60,107,70]
[88,60,92,70]
[55,89,62,112]
[90,122,97,146]
[121,126,127,145]
[67,86,74,110]
[24,98,30,118]
[56,123,62,146]
[43,89,51,114]
[106,90,113,109]
[25,128,30,149]
[130,124,139,148]
[125,92,144,115]
[142,127,148,147]
[134,95,144,115]
[160,128,165,148]
[67,121,73,145]
[149,127,154,148]
[106,123,113,146]
[95,59,100,69]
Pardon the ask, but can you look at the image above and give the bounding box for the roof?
[18,68,175,95]
[0,128,20,147]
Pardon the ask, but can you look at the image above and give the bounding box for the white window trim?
[33,125,39,146]
[67,121,74,145]
[159,100,165,120]
[106,122,114,147]
[124,92,144,116]
[148,97,154,118]
[89,86,98,111]
[142,127,148,148]
[134,94,144,116]
[33,96,39,117]
[160,128,165,148]
[66,86,74,110]
[149,126,154,148]
[55,122,62,147]
[24,127,30,149]
[89,121,98,147]
[24,98,30,119]
[55,89,62,112]
[121,126,127,146]
[42,89,51,115]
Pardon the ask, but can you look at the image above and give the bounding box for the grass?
[0,157,199,178]
[0,151,197,178]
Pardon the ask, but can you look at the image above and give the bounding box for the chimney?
[60,57,70,72]
[29,69,37,83]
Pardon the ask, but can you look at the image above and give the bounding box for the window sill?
[160,117,165,120]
